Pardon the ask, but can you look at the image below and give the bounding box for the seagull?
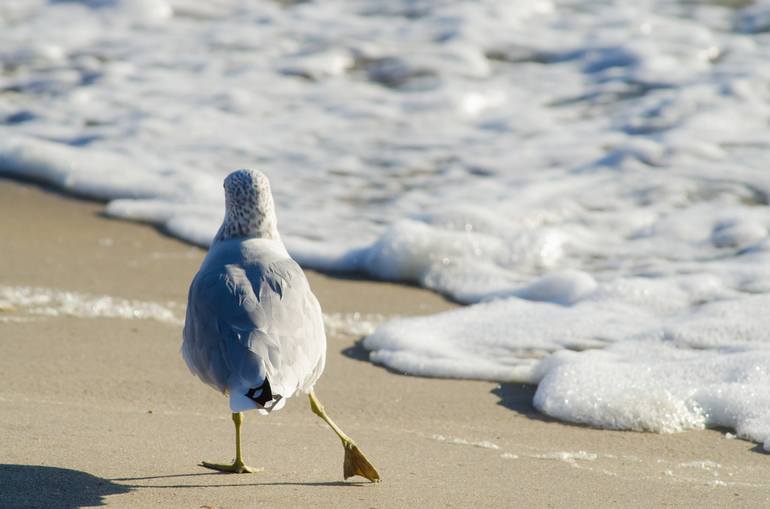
[181,168,380,482]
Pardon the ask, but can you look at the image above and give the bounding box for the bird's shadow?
[0,464,131,509]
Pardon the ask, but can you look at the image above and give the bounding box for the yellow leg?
[201,412,263,474]
[309,390,380,482]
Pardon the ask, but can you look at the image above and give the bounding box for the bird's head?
[216,169,279,241]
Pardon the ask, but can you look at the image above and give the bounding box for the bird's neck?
[214,208,280,243]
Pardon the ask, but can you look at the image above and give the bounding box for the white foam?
[0,286,182,325]
[322,312,389,338]
[366,284,770,444]
[677,460,721,471]
[533,451,598,463]
[364,294,645,383]
[533,343,770,439]
[429,434,500,450]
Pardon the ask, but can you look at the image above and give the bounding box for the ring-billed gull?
[182,169,380,482]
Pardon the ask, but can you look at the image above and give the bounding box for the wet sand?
[0,178,767,508]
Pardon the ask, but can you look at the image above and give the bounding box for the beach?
[1,178,768,508]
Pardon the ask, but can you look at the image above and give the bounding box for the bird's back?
[182,237,326,413]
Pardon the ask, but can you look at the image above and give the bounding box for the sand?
[0,178,768,509]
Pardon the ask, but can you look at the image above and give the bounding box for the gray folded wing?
[182,239,326,410]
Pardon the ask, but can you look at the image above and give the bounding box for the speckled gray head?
[216,169,279,241]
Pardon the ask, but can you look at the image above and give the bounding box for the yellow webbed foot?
[200,460,263,474]
[343,441,380,483]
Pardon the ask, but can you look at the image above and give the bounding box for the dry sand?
[0,178,768,508]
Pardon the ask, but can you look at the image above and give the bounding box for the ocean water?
[3,0,770,447]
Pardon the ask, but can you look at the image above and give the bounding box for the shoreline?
[1,177,768,508]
